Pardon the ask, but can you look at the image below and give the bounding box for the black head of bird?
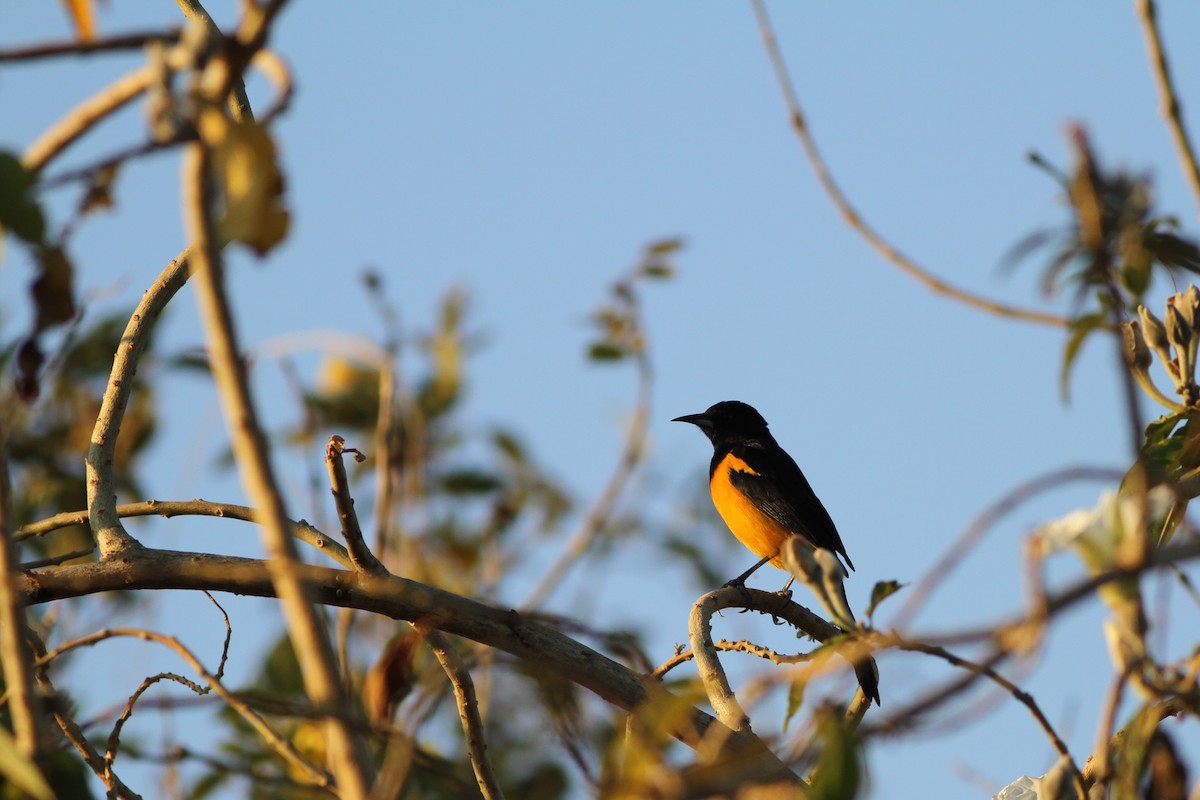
[672,400,772,447]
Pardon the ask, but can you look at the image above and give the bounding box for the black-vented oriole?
[675,400,880,705]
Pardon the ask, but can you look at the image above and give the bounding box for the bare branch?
[748,0,1066,327]
[0,30,183,62]
[522,323,652,609]
[173,0,253,122]
[414,623,505,800]
[19,551,794,783]
[1135,0,1200,219]
[890,465,1122,629]
[29,637,143,799]
[888,635,1085,797]
[18,498,353,568]
[22,46,195,175]
[39,628,332,790]
[325,436,388,576]
[689,590,753,733]
[923,538,1200,647]
[86,253,193,557]
[654,640,815,679]
[183,130,374,795]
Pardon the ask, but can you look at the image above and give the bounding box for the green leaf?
[0,726,55,800]
[0,151,46,245]
[438,468,503,495]
[808,706,863,800]
[1144,411,1187,448]
[491,428,527,464]
[587,341,627,362]
[32,246,76,330]
[645,237,684,256]
[1119,250,1152,297]
[639,262,675,280]
[783,675,806,732]
[1060,312,1107,403]
[865,580,905,621]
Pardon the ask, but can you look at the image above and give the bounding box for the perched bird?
[675,400,879,705]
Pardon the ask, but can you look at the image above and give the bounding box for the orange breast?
[709,454,792,567]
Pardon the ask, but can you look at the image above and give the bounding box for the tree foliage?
[1,3,1199,800]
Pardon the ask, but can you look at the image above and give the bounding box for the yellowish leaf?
[198,108,291,255]
[60,0,96,41]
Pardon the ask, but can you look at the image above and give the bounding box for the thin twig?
[747,0,1066,327]
[1135,0,1200,219]
[22,46,194,174]
[184,117,373,797]
[0,29,182,63]
[890,465,1122,629]
[173,0,253,121]
[18,547,95,569]
[40,136,191,192]
[17,499,353,567]
[325,436,388,576]
[521,340,652,609]
[1084,665,1132,793]
[40,628,332,789]
[35,668,143,799]
[653,639,814,679]
[890,636,1086,798]
[18,550,795,782]
[105,671,206,781]
[923,539,1200,648]
[414,623,506,800]
[86,252,193,557]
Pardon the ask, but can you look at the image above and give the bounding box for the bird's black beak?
[672,412,712,431]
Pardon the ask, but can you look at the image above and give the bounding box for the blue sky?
[4,2,1200,797]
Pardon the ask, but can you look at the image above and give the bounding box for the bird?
[674,400,880,705]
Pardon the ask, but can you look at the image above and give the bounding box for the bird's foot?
[722,577,754,607]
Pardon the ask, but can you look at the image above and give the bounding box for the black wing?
[727,441,855,571]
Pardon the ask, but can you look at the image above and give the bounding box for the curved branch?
[888,635,1085,797]
[39,628,331,789]
[86,252,193,557]
[689,590,753,733]
[17,499,353,569]
[325,436,388,575]
[18,551,797,786]
[521,350,652,610]
[1135,0,1200,220]
[22,47,194,174]
[889,465,1122,629]
[748,0,1066,327]
[923,538,1200,647]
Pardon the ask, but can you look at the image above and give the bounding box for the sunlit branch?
[325,435,388,576]
[747,0,1066,327]
[17,499,353,568]
[890,465,1123,629]
[415,622,505,800]
[86,255,192,557]
[39,627,332,790]
[183,126,374,797]
[18,551,795,783]
[521,314,653,610]
[1135,0,1200,220]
